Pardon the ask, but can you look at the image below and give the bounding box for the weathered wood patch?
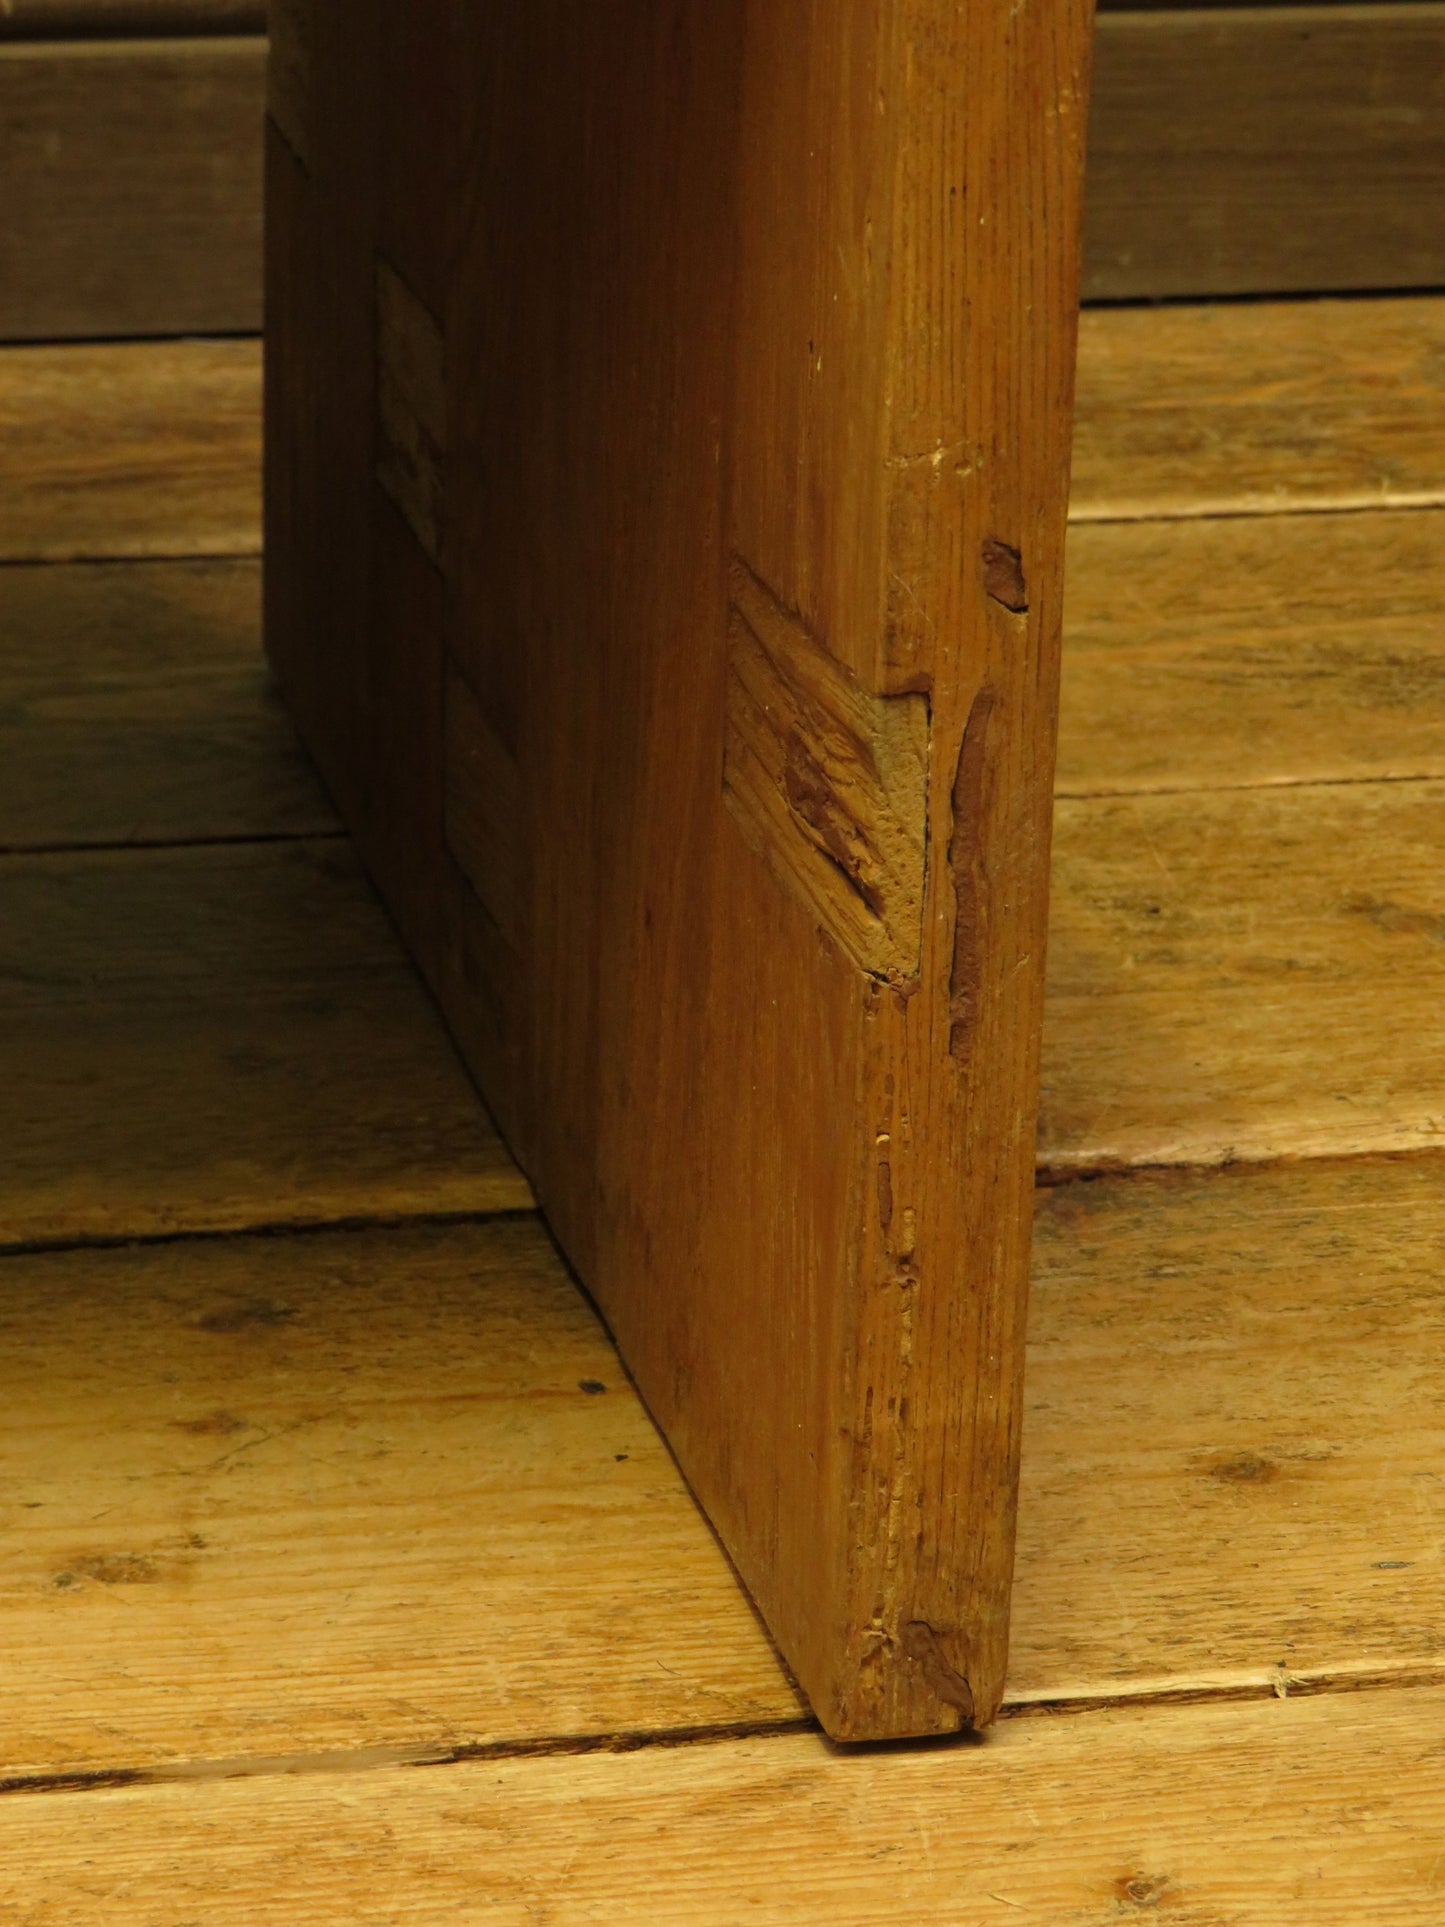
[724,558,929,983]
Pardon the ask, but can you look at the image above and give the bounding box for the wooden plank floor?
[9,1687,1445,1923]
[4,302,1444,1916]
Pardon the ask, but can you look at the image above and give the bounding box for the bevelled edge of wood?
[0,38,264,344]
[723,558,930,984]
[4,1686,1445,1923]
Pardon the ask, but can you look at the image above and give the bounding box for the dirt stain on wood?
[196,1300,297,1334]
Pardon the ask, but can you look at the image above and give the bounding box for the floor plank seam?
[0,547,263,569]
[999,1663,1445,1725]
[0,1721,821,1803]
[1036,1142,1445,1190]
[9,1667,1445,1806]
[0,827,346,859]
[1055,768,1445,804]
[1079,287,1445,315]
[1070,495,1445,529]
[0,1204,544,1264]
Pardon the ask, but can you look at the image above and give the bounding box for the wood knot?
[900,1620,975,1724]
[1113,1872,1175,1909]
[982,538,1028,614]
[1209,1453,1277,1485]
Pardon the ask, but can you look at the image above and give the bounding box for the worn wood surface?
[1014,1156,1445,1702]
[1085,5,1445,299]
[0,558,331,851]
[1044,778,1445,1172]
[1058,508,1445,796]
[4,1157,1443,1777]
[0,840,529,1247]
[7,1686,1445,1922]
[0,341,261,561]
[1071,296,1445,521]
[0,39,263,343]
[269,0,1094,1741]
[0,1220,802,1781]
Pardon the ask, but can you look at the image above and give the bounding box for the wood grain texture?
[5,1158,1443,1779]
[0,1,263,33]
[0,558,333,851]
[1084,5,1445,300]
[0,839,530,1247]
[271,0,1094,1740]
[0,340,261,561]
[1058,507,1445,797]
[1014,1156,1445,1703]
[1043,778,1445,1172]
[0,1219,801,1781]
[0,39,263,343]
[1071,295,1445,521]
[7,9,1433,346]
[19,10,1435,344]
[6,1686,1445,1922]
[723,561,931,982]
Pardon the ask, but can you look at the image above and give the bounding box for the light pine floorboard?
[5,1687,1444,1925]
[1043,776,1445,1173]
[0,37,263,343]
[0,1221,803,1783]
[1052,512,1445,1180]
[1014,1157,1445,1705]
[1059,508,1445,797]
[1072,294,1445,521]
[3,1160,1443,1779]
[0,558,334,851]
[0,340,261,562]
[0,840,531,1246]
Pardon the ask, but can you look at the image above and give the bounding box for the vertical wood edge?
[831,0,1095,1738]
